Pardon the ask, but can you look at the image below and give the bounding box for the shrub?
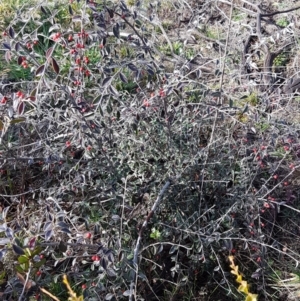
[1,0,300,300]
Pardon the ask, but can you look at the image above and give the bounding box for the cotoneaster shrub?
[1,0,300,300]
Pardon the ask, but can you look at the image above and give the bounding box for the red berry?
[83,56,89,64]
[21,61,28,68]
[16,91,25,99]
[92,255,100,261]
[79,30,88,38]
[0,97,8,104]
[81,284,87,290]
[68,34,73,41]
[33,40,38,45]
[76,43,84,49]
[143,99,150,107]
[65,141,71,148]
[52,32,61,42]
[85,232,92,239]
[36,270,42,276]
[159,89,166,97]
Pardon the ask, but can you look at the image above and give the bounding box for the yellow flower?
[245,293,258,301]
[63,275,84,301]
[228,256,258,301]
[230,265,239,276]
[236,273,243,283]
[238,280,249,294]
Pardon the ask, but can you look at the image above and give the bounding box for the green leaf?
[0,270,5,280]
[20,262,29,272]
[18,255,29,264]
[113,24,120,38]
[46,47,54,59]
[15,265,25,273]
[31,246,43,257]
[242,104,248,114]
[36,64,45,76]
[33,258,46,269]
[13,244,25,255]
[51,58,60,74]
[10,118,26,125]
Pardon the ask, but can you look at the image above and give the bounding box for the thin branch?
[18,267,32,301]
[261,5,300,17]
[219,0,234,98]
[128,178,173,301]
[0,189,40,198]
[119,176,128,252]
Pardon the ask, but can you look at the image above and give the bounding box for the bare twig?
[18,267,32,301]
[119,176,128,251]
[128,178,173,301]
[0,189,40,198]
[219,0,234,97]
